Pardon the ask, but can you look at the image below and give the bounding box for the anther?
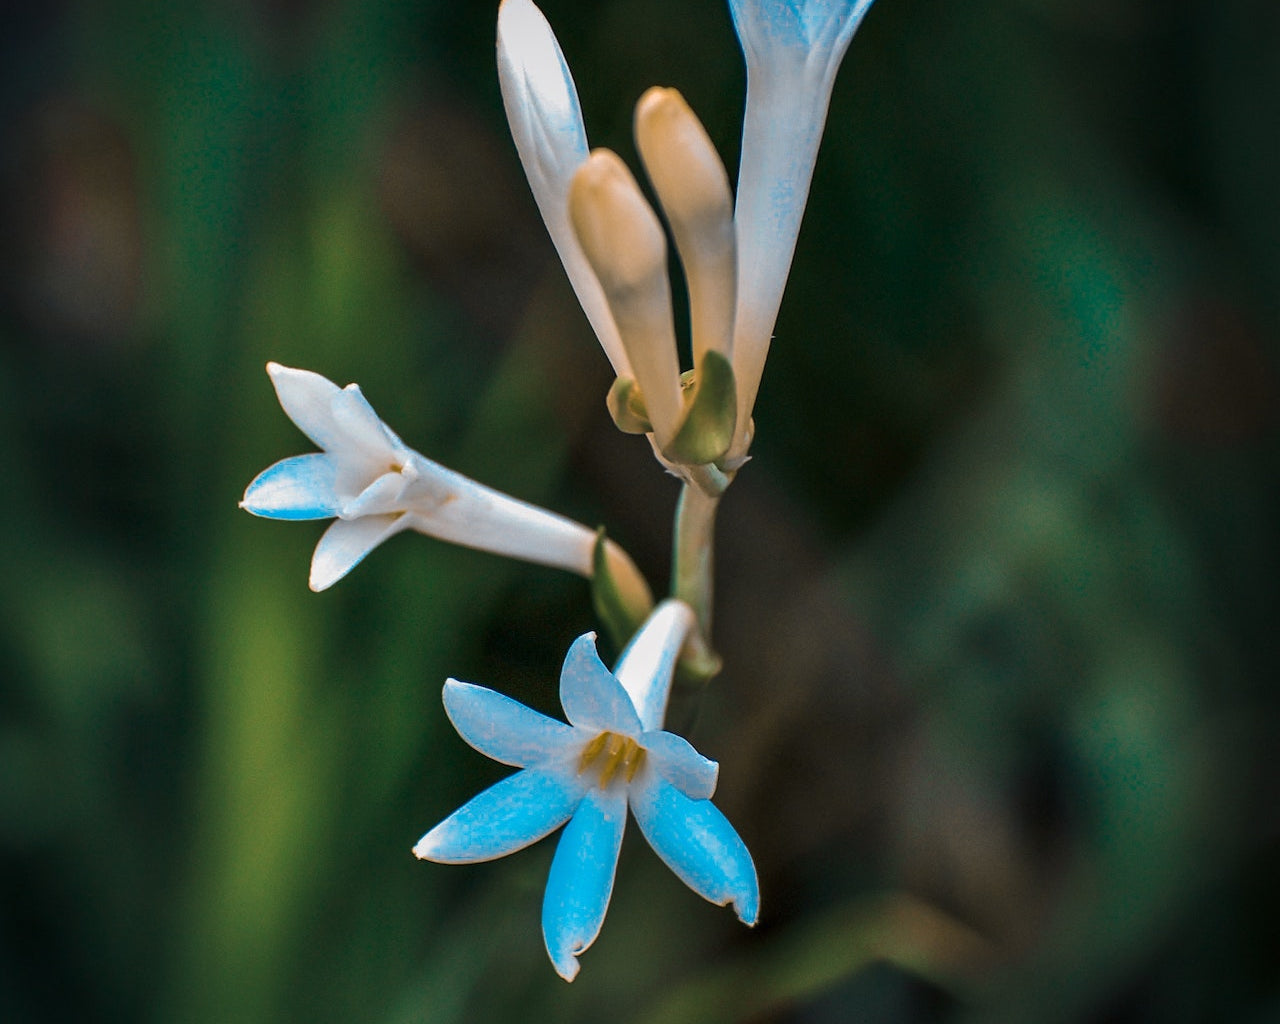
[577,730,647,789]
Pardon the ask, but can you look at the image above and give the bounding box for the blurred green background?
[2,0,1277,1021]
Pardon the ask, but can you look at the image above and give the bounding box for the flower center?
[577,731,646,789]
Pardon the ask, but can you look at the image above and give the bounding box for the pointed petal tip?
[308,556,345,592]
[734,888,760,927]
[552,953,580,983]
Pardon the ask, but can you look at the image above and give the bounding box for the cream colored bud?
[569,149,667,295]
[569,149,683,445]
[634,87,736,369]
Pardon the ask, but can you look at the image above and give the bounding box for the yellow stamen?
[577,730,647,789]
[578,732,610,774]
[623,745,646,783]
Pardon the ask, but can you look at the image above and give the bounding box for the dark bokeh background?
[2,0,1277,1021]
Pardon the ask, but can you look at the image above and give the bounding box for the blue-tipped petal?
[443,680,577,768]
[559,633,643,736]
[728,0,874,54]
[641,730,718,801]
[630,772,759,926]
[413,768,582,864]
[309,513,407,591]
[240,454,340,520]
[542,786,627,981]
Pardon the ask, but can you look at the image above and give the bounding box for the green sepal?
[661,350,737,466]
[606,376,652,435]
[591,527,653,652]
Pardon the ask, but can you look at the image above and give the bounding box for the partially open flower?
[241,363,650,606]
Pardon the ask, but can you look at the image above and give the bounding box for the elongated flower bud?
[568,149,684,448]
[634,87,736,371]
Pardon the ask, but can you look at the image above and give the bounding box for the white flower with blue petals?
[413,600,759,981]
[241,362,641,594]
[728,0,877,461]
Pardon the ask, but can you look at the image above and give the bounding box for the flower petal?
[542,786,627,981]
[240,453,340,520]
[308,513,408,591]
[331,382,404,462]
[413,768,582,864]
[641,730,718,801]
[341,469,411,518]
[728,0,874,57]
[613,599,695,731]
[559,632,642,736]
[496,0,630,379]
[442,679,577,768]
[630,772,759,926]
[266,363,395,462]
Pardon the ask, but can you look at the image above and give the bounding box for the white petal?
[413,768,582,863]
[265,363,400,464]
[497,0,630,378]
[558,632,642,736]
[630,771,759,925]
[641,730,718,801]
[442,680,576,768]
[341,469,411,518]
[240,453,340,519]
[726,0,876,460]
[613,600,696,731]
[541,786,628,981]
[331,382,404,463]
[308,513,408,591]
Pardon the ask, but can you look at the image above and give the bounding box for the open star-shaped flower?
[241,362,646,595]
[413,600,759,981]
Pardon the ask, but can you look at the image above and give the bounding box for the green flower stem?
[673,480,721,638]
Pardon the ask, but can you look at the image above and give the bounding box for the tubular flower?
[241,362,650,601]
[497,0,629,380]
[727,0,877,462]
[413,600,759,981]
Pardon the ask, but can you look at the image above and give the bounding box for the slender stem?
[672,481,721,639]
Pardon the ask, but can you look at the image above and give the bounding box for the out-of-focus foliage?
[1,0,1276,1022]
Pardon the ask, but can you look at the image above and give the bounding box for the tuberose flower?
[241,362,650,601]
[413,600,759,981]
[727,0,877,462]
